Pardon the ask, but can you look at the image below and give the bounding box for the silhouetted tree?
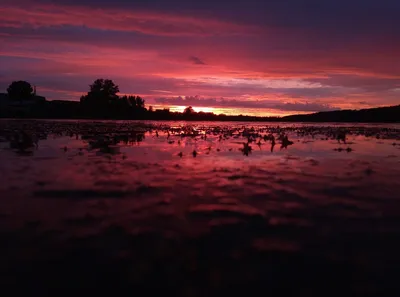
[184,106,195,115]
[7,81,34,101]
[127,96,137,108]
[120,95,146,109]
[136,96,145,109]
[90,79,119,100]
[148,106,154,112]
[78,79,147,119]
[80,79,120,104]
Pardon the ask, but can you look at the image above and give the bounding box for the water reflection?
[1,120,400,295]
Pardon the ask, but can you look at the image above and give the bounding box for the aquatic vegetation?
[336,130,347,143]
[280,135,294,149]
[240,142,252,156]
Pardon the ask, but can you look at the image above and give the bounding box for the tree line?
[79,79,146,118]
[4,79,146,108]
[2,79,399,122]
[3,78,274,121]
[2,79,151,119]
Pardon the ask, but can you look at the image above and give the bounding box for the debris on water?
[281,135,294,149]
[337,130,347,143]
[240,142,252,156]
[271,138,276,152]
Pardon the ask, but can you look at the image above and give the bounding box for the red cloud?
[0,4,258,36]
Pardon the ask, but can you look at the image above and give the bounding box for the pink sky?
[0,1,399,116]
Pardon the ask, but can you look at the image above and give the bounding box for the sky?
[0,0,399,116]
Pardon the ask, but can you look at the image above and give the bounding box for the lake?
[1,119,400,296]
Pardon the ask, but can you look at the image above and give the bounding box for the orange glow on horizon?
[151,105,299,117]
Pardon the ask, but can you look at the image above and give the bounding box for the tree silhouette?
[128,96,137,108]
[136,96,145,109]
[7,81,34,101]
[184,106,195,115]
[91,79,119,100]
[78,79,148,119]
[120,95,146,109]
[81,79,120,104]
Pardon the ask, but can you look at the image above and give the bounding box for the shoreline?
[1,117,399,124]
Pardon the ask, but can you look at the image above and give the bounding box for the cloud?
[154,96,339,112]
[306,74,400,93]
[189,56,206,65]
[1,0,399,114]
[1,6,399,79]
[10,0,399,36]
[0,4,257,37]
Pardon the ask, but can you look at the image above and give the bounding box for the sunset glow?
[0,0,399,116]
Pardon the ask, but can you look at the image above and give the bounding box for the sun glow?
[151,104,293,117]
[191,106,215,113]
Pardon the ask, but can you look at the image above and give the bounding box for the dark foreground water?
[1,119,400,296]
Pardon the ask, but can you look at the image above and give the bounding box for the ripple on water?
[188,204,266,220]
[33,189,130,199]
[32,184,165,199]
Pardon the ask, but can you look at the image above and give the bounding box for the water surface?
[1,120,400,296]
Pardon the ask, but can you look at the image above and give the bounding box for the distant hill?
[282,105,400,123]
